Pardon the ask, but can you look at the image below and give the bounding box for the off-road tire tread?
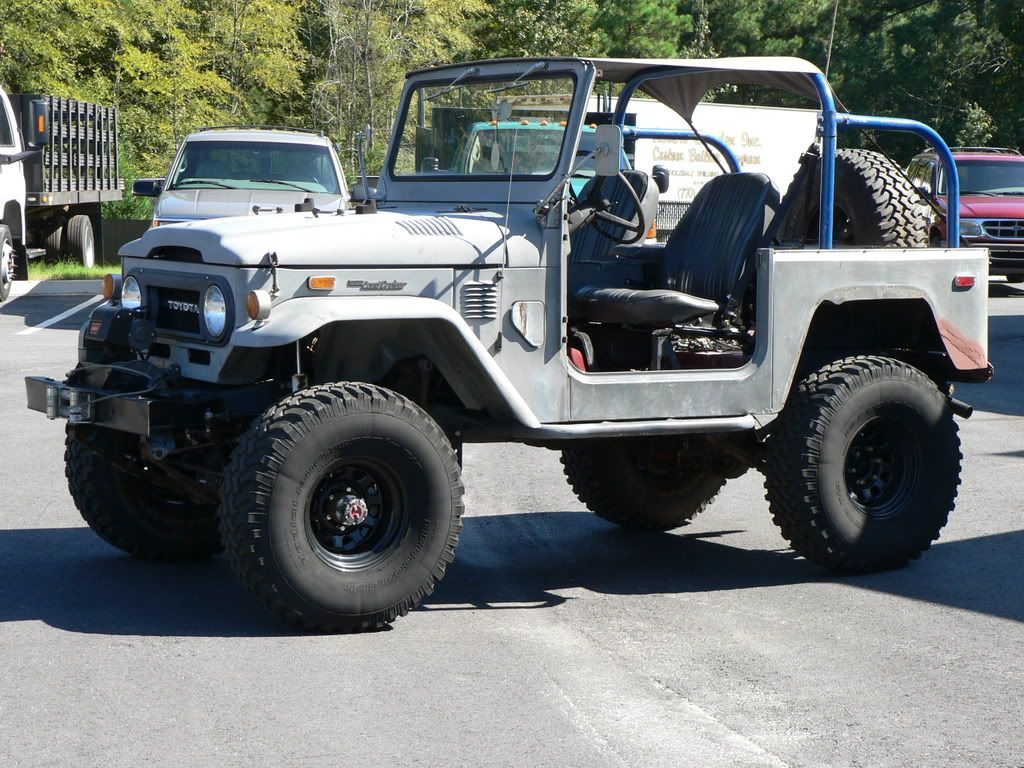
[65,431,222,561]
[836,148,928,247]
[764,355,961,572]
[218,382,464,633]
[561,447,725,530]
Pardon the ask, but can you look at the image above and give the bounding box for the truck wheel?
[65,427,223,560]
[561,442,726,530]
[764,356,960,573]
[44,222,65,260]
[67,215,96,267]
[0,225,13,302]
[218,383,464,633]
[801,149,928,248]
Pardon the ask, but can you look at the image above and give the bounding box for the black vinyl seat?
[571,172,779,327]
[569,170,658,262]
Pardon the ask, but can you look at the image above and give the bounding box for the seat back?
[570,170,657,262]
[659,172,779,305]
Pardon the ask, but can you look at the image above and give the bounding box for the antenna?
[825,0,840,78]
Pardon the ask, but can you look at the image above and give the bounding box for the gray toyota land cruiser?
[27,56,991,632]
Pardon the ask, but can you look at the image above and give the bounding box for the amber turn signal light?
[103,273,122,300]
[247,290,272,321]
[307,276,336,290]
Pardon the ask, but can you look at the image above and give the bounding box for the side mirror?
[651,164,671,194]
[26,99,50,148]
[132,178,164,197]
[914,181,932,198]
[420,157,440,173]
[594,125,623,177]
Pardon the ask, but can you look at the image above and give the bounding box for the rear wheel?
[218,383,464,633]
[65,426,222,560]
[764,356,960,572]
[43,221,64,260]
[562,440,726,530]
[67,215,95,267]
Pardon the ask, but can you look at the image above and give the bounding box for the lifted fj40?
[27,57,990,632]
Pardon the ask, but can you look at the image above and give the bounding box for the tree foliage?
[2,0,1023,217]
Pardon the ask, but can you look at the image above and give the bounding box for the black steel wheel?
[65,426,223,560]
[765,355,960,572]
[218,383,463,633]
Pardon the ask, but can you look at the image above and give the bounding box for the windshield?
[169,140,341,194]
[941,159,1024,195]
[392,72,576,179]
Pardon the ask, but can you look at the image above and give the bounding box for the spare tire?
[790,148,928,248]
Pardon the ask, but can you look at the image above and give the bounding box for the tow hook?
[948,396,973,419]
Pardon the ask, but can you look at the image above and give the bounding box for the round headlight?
[203,284,227,338]
[122,276,142,310]
[960,219,984,238]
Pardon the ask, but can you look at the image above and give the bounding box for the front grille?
[982,220,1024,239]
[154,286,202,335]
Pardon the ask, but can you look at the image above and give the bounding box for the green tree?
[476,0,599,58]
[595,0,681,58]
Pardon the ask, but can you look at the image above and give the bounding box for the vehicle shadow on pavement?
[426,512,1024,625]
[2,515,1021,635]
[0,527,294,637]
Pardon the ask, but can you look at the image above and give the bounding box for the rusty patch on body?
[937,318,988,370]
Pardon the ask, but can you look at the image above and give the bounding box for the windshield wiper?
[486,61,548,94]
[960,190,997,196]
[425,66,480,102]
[170,179,237,190]
[249,178,316,192]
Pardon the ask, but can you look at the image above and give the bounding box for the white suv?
[133,126,349,226]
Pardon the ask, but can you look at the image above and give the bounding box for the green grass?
[28,260,116,281]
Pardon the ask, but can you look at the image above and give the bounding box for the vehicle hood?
[155,188,345,221]
[120,206,522,267]
[942,194,1024,219]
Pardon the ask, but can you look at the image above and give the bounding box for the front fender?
[232,295,540,428]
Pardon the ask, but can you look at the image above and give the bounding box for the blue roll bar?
[611,68,959,249]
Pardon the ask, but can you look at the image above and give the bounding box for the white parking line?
[16,295,103,336]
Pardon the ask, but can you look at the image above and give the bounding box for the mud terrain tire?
[562,442,726,530]
[218,383,463,633]
[795,149,927,248]
[764,356,960,573]
[65,426,222,560]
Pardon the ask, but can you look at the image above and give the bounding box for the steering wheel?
[568,172,647,245]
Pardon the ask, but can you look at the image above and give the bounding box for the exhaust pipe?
[948,396,973,419]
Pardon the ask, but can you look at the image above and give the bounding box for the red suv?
[908,147,1024,282]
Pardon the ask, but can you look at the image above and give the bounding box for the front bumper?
[26,365,281,435]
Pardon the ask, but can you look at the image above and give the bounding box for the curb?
[10,279,104,298]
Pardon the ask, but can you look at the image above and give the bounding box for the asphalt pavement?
[1,281,1022,767]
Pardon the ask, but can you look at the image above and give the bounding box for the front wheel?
[0,225,13,302]
[218,383,464,633]
[764,356,960,573]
